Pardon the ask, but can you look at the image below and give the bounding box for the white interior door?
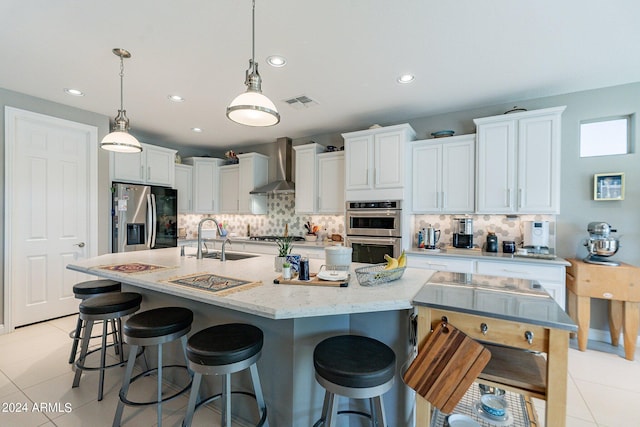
[5,107,97,328]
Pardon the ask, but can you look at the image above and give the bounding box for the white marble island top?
[66,247,435,320]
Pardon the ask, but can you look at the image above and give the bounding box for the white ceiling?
[2,1,639,151]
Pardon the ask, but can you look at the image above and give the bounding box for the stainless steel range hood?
[250,137,295,194]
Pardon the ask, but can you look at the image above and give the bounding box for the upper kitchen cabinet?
[111,142,177,187]
[182,157,224,213]
[174,163,193,213]
[237,153,269,214]
[342,124,416,201]
[412,134,475,213]
[474,106,566,214]
[218,164,240,213]
[293,144,345,214]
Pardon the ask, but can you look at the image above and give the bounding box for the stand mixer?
[584,221,620,266]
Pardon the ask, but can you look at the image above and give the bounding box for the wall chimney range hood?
[250,137,295,194]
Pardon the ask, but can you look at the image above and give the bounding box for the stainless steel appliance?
[112,182,178,252]
[584,221,620,266]
[345,200,402,263]
[452,217,473,248]
[523,221,550,249]
[424,225,440,249]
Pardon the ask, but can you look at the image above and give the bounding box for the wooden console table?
[412,272,576,427]
[566,258,640,361]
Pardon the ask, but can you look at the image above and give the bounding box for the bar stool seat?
[312,335,396,427]
[183,323,269,427]
[68,279,122,364]
[72,292,142,401]
[113,307,193,427]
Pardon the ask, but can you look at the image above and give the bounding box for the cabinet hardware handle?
[502,269,529,274]
[426,263,448,269]
[442,192,446,209]
[525,331,534,344]
[506,188,512,207]
[518,188,523,208]
[480,323,488,335]
[148,166,151,180]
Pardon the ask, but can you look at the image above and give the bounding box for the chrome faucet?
[221,238,231,262]
[197,217,221,259]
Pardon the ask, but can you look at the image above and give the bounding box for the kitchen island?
[66,247,432,426]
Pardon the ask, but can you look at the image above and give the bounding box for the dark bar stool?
[183,323,268,427]
[113,307,193,427]
[69,279,122,364]
[72,292,142,401]
[312,335,396,427]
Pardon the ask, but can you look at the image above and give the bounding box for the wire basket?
[355,264,406,286]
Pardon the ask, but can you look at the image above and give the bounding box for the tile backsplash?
[414,214,556,249]
[178,193,344,239]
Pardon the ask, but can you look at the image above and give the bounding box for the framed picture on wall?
[593,172,625,201]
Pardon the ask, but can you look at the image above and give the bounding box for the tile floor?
[0,314,639,427]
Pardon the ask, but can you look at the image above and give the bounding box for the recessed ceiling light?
[191,127,203,133]
[266,55,287,67]
[397,74,415,84]
[168,95,185,102]
[64,88,85,96]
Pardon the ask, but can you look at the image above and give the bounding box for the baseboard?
[588,328,640,348]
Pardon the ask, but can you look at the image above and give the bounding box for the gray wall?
[0,88,111,326]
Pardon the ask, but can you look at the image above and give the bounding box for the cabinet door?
[111,150,144,183]
[238,153,268,214]
[294,147,317,213]
[144,145,176,186]
[518,113,561,213]
[374,131,403,188]
[412,142,442,212]
[219,165,239,213]
[192,160,219,213]
[442,139,475,213]
[317,153,345,213]
[344,135,373,190]
[476,120,517,213]
[174,164,193,213]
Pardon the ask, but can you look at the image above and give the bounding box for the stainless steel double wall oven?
[345,200,402,264]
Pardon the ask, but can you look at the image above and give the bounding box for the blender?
[584,221,620,266]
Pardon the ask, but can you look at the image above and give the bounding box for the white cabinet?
[111,142,177,187]
[182,157,224,213]
[293,144,344,214]
[342,124,416,201]
[237,153,268,214]
[317,152,345,214]
[412,134,475,213]
[475,259,566,310]
[174,164,193,212]
[474,106,565,214]
[219,165,240,213]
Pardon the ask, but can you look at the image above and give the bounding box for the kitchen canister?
[324,245,352,268]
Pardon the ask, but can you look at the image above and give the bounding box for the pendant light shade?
[226,0,280,127]
[101,48,142,153]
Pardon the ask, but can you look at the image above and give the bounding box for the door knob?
[74,242,85,248]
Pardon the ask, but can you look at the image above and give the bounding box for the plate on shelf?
[446,414,480,427]
[317,270,349,281]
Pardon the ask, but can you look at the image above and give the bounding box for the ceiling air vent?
[284,95,319,109]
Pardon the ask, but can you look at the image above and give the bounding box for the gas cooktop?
[249,235,305,242]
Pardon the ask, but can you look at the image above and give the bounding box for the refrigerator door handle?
[150,193,157,248]
[146,194,153,248]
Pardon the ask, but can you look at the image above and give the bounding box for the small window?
[580,116,631,157]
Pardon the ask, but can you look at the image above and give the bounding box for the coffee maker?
[453,217,474,248]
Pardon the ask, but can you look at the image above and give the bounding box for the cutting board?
[403,321,491,413]
[273,273,349,287]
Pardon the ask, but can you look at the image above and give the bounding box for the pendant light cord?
[251,0,256,69]
[119,55,125,111]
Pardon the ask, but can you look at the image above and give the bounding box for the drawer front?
[476,260,563,282]
[427,309,548,352]
[407,254,475,273]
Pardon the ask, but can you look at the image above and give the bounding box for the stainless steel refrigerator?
[112,182,178,252]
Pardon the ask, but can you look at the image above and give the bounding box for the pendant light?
[100,48,142,153]
[226,0,280,127]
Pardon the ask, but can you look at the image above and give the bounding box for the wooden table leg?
[609,300,622,347]
[546,329,569,427]
[415,307,433,426]
[567,290,577,339]
[576,295,591,351]
[623,302,639,361]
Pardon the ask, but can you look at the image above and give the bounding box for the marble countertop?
[406,247,570,266]
[412,271,576,331]
[179,236,343,249]
[66,247,433,320]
